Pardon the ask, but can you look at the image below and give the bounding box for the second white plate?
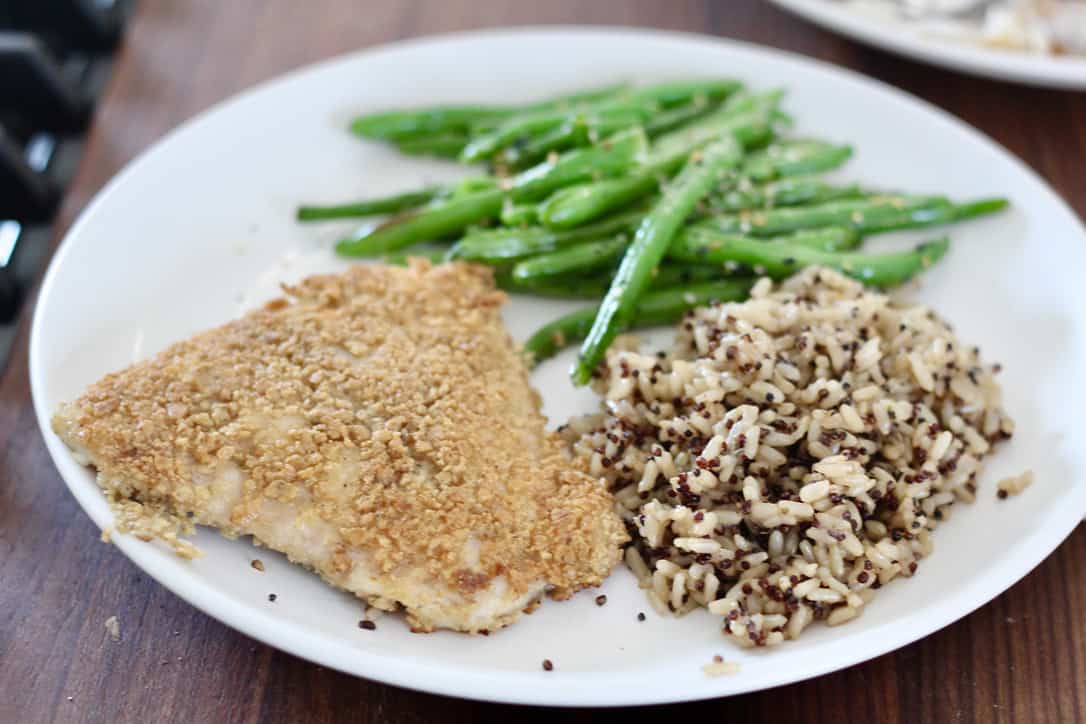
[770,0,1086,88]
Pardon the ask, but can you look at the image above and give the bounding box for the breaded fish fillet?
[52,261,626,632]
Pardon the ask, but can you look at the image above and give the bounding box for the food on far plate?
[51,261,627,633]
[840,0,1086,56]
[300,79,1008,383]
[562,266,1015,646]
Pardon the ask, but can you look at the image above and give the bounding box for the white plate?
[770,0,1086,89]
[30,28,1086,706]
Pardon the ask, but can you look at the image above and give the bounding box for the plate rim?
[28,25,1086,706]
[769,0,1086,89]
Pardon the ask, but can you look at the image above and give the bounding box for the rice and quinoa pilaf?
[562,267,1015,647]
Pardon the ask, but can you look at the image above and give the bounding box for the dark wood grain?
[2,1,1083,722]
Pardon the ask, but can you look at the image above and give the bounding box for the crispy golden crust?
[53,260,626,632]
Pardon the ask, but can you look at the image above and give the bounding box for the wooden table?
[3,1,1084,721]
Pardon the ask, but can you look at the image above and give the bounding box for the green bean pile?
[296,79,1007,385]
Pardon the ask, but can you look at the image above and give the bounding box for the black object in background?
[0,0,128,51]
[0,0,134,369]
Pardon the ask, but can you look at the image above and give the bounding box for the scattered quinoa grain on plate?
[702,658,741,676]
[997,471,1034,499]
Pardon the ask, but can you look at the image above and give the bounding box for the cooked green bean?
[497,272,613,299]
[948,197,1010,221]
[461,113,588,164]
[695,196,1007,237]
[517,83,634,112]
[506,225,851,283]
[709,176,863,212]
[300,176,501,223]
[508,126,648,201]
[502,263,732,300]
[335,129,645,255]
[500,201,539,227]
[672,226,861,259]
[626,79,742,109]
[499,123,589,169]
[526,279,753,364]
[511,234,629,282]
[350,107,511,143]
[349,83,630,141]
[461,100,655,164]
[538,175,660,232]
[669,230,950,286]
[395,132,469,158]
[494,225,859,285]
[572,136,744,385]
[462,80,740,163]
[741,139,853,181]
[538,98,780,230]
[644,98,720,137]
[447,208,647,264]
[297,186,443,221]
[645,92,781,166]
[500,107,646,169]
[776,226,861,251]
[336,187,505,256]
[450,175,500,197]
